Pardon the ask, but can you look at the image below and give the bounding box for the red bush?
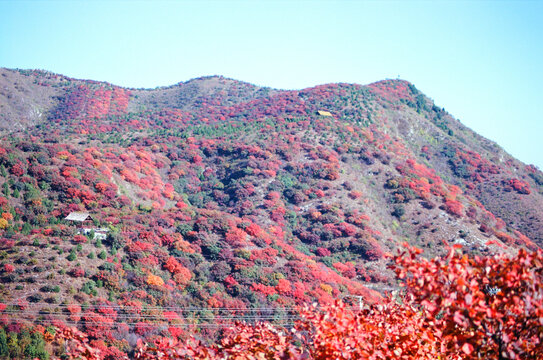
[3,263,15,273]
[73,234,88,244]
[508,178,531,194]
[444,199,463,217]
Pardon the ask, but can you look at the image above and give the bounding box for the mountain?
[0,68,542,356]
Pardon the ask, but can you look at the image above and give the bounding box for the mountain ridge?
[2,68,542,244]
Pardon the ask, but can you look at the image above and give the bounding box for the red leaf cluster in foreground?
[56,244,543,359]
[392,244,543,359]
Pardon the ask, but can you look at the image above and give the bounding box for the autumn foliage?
[392,243,543,359]
[54,244,543,359]
[3,70,543,360]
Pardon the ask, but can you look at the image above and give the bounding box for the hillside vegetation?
[0,68,542,358]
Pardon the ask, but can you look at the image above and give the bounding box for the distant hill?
[0,67,542,355]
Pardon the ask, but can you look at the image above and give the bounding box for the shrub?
[391,205,405,218]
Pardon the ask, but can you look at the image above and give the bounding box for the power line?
[2,312,303,322]
[19,319,300,329]
[2,302,364,311]
[3,312,303,328]
[3,302,302,311]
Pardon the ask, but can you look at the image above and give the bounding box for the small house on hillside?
[65,212,93,227]
[65,211,108,239]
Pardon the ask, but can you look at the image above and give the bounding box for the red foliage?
[126,245,543,359]
[67,304,82,322]
[244,222,263,237]
[129,297,439,359]
[315,247,331,257]
[74,234,88,244]
[3,263,15,273]
[250,247,279,266]
[70,267,85,277]
[0,238,16,249]
[392,244,543,359]
[224,226,248,247]
[495,231,515,245]
[172,267,192,287]
[444,198,463,217]
[507,178,531,195]
[127,240,154,253]
[348,190,363,199]
[10,160,25,176]
[251,283,277,297]
[275,278,292,295]
[163,256,183,274]
[223,275,238,287]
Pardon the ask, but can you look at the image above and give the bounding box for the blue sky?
[1,1,542,169]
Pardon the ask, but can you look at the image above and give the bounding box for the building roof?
[317,110,333,117]
[65,211,91,222]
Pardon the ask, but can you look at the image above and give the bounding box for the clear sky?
[1,0,542,169]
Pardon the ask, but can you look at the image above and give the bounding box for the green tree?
[23,331,49,359]
[21,222,32,235]
[392,205,405,218]
[7,332,20,359]
[67,251,76,261]
[0,328,8,358]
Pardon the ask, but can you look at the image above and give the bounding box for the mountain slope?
[0,68,542,355]
[0,68,65,131]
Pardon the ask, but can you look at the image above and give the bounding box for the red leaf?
[462,342,474,355]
